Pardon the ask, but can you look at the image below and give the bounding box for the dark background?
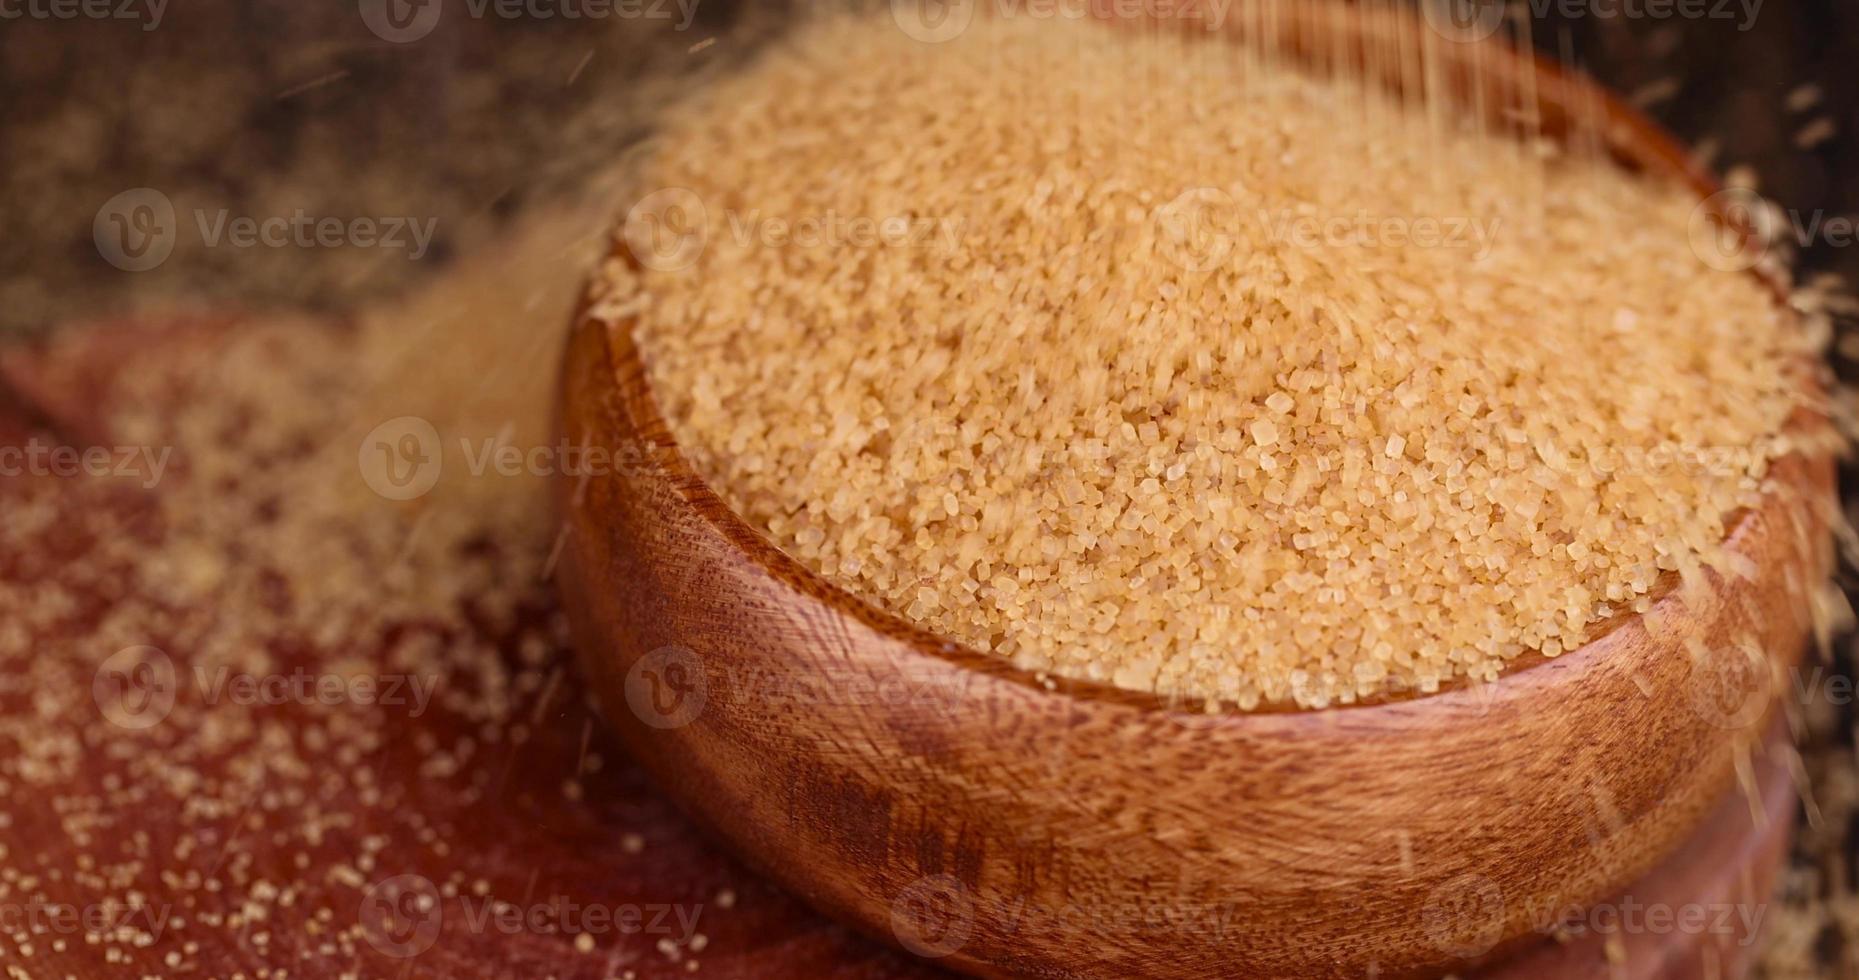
[2,1,1855,333]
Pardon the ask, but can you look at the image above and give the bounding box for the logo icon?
[1688,187,1771,273]
[1686,643,1772,731]
[360,0,442,42]
[624,645,707,729]
[360,873,443,957]
[94,189,177,272]
[1423,873,1504,959]
[890,874,975,958]
[890,0,976,43]
[93,645,177,730]
[1155,187,1236,273]
[1420,0,1506,42]
[358,416,443,501]
[622,188,708,272]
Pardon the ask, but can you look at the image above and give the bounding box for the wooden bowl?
[554,5,1835,978]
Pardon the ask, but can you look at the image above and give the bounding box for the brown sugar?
[602,12,1807,709]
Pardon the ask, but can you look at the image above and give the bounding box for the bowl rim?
[576,5,1823,717]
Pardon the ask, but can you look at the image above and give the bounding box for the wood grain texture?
[553,5,1837,979]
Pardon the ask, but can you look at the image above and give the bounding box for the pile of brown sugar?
[597,12,1808,709]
